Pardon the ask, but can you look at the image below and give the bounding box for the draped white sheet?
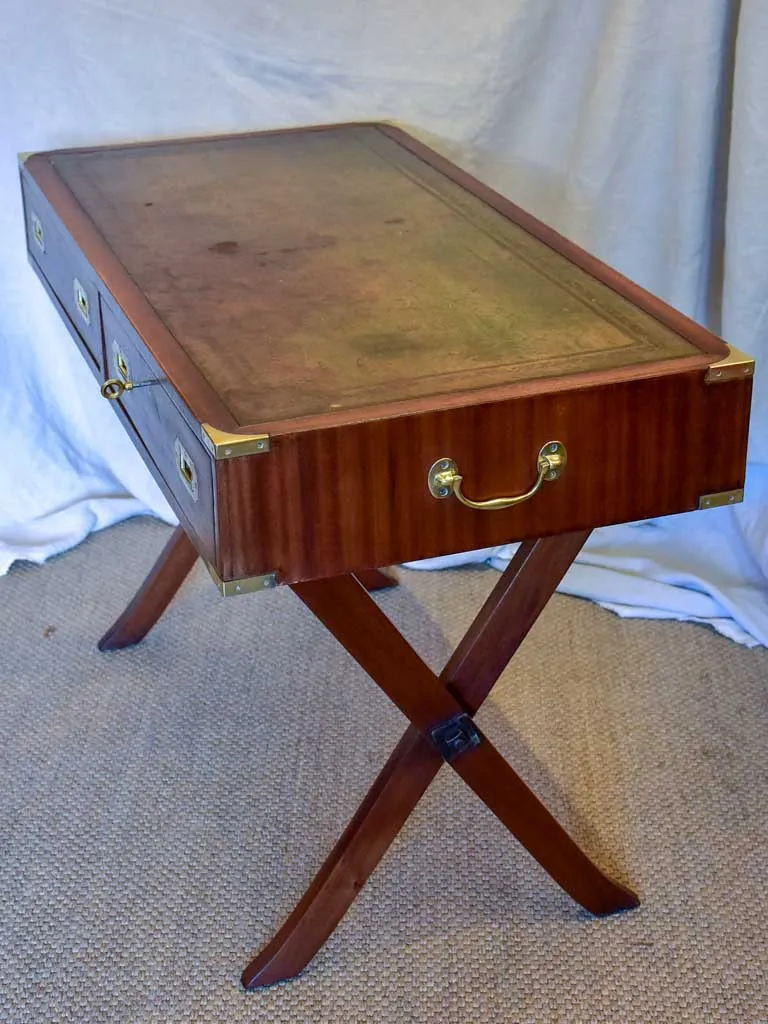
[1,1,765,642]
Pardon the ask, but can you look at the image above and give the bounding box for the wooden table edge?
[232,352,715,437]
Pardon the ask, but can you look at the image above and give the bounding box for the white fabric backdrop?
[1,0,766,642]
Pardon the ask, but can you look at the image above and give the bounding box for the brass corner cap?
[200,423,270,459]
[204,559,278,596]
[698,488,744,510]
[705,345,755,384]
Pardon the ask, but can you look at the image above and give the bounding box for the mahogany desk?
[19,123,753,986]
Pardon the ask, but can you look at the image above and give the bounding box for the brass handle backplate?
[31,213,45,253]
[101,338,162,400]
[73,279,90,326]
[428,441,567,511]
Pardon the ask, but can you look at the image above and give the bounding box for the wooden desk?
[19,123,753,986]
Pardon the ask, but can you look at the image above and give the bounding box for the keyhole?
[32,215,45,251]
[74,280,90,323]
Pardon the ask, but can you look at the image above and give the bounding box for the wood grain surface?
[215,370,752,583]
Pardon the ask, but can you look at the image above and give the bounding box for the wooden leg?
[98,527,198,651]
[242,726,436,988]
[242,532,638,989]
[292,547,639,915]
[99,529,398,652]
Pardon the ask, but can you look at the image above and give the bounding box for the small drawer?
[101,302,216,562]
[23,183,104,371]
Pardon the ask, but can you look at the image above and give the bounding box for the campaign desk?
[20,124,753,986]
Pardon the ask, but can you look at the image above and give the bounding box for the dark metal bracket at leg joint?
[430,713,481,762]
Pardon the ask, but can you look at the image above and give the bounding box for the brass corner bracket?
[204,560,278,596]
[705,346,755,384]
[698,489,744,510]
[200,423,271,460]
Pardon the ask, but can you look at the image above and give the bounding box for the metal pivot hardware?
[430,713,481,762]
[428,441,567,510]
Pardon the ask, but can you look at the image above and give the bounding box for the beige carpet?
[1,517,766,1024]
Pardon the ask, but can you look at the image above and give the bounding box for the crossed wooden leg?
[98,525,639,988]
[98,526,397,651]
[98,527,198,651]
[242,530,638,988]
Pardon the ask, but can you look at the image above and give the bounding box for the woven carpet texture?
[1,518,766,1023]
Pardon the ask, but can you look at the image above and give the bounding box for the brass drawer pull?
[428,441,567,510]
[174,438,199,501]
[100,376,160,400]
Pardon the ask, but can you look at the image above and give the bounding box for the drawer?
[213,367,751,585]
[22,179,104,371]
[101,301,217,563]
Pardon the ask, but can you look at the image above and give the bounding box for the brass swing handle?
[428,442,567,511]
[100,377,160,400]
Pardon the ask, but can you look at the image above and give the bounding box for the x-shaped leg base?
[245,531,638,985]
[98,527,639,988]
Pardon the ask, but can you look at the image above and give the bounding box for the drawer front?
[101,301,217,562]
[22,179,104,371]
[214,369,751,584]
